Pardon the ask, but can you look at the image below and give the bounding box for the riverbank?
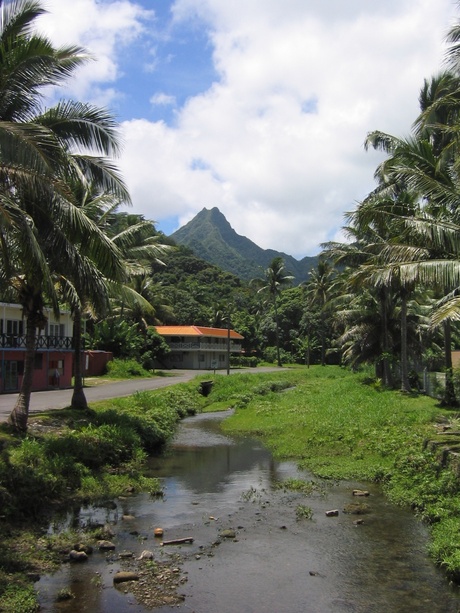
[1,366,459,610]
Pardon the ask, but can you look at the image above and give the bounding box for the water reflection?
[37,410,460,613]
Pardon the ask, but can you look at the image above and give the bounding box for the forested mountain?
[170,207,318,284]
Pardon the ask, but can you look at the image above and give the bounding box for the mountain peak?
[170,207,317,283]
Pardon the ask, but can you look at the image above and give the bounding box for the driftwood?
[160,537,194,546]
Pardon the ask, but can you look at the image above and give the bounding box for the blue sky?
[113,3,217,127]
[40,0,459,257]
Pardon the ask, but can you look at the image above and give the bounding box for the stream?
[37,409,460,612]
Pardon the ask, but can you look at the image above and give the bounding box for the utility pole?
[226,311,231,376]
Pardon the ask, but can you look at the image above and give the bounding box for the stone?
[113,571,140,584]
[219,529,236,539]
[73,543,93,554]
[137,550,154,560]
[98,540,116,551]
[69,550,88,562]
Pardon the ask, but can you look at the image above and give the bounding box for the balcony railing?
[168,341,242,352]
[0,334,74,350]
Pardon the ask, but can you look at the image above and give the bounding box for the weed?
[56,587,74,601]
[0,583,39,612]
[275,478,320,495]
[241,486,263,502]
[295,505,313,520]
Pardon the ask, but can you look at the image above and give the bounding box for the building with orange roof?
[155,325,244,370]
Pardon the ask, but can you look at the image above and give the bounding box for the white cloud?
[150,93,177,106]
[37,0,152,101]
[38,0,460,258]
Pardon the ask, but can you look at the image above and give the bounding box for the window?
[7,320,23,335]
[49,323,64,337]
[6,320,23,347]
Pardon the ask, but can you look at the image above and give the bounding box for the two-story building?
[155,325,244,370]
[0,302,74,392]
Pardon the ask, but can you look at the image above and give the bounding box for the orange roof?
[155,325,244,340]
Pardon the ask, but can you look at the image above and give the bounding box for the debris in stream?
[219,529,236,539]
[343,502,370,515]
[113,571,139,584]
[325,509,339,517]
[352,489,370,497]
[160,537,194,546]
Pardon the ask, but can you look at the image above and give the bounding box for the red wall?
[0,350,73,392]
[83,351,113,376]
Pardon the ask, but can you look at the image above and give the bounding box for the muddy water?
[38,410,460,613]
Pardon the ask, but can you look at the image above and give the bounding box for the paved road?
[0,367,283,423]
[0,370,215,423]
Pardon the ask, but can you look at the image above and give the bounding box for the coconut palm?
[251,257,293,367]
[0,1,130,430]
[303,258,336,366]
[362,78,460,400]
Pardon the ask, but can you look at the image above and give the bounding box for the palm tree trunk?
[379,287,392,387]
[274,299,281,367]
[71,305,88,410]
[442,320,457,406]
[8,313,36,432]
[320,312,326,366]
[400,291,411,393]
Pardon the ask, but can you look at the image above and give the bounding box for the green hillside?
[170,207,318,284]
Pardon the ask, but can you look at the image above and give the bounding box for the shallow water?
[37,410,460,612]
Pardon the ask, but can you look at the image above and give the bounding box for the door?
[5,360,18,391]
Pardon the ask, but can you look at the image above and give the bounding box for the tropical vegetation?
[4,0,460,437]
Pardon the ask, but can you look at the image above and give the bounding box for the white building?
[155,325,244,370]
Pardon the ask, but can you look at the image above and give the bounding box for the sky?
[37,0,459,258]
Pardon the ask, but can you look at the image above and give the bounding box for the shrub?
[0,584,39,613]
[262,347,293,364]
[230,355,261,368]
[106,358,151,379]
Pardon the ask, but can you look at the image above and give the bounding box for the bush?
[45,424,142,469]
[1,439,83,516]
[262,347,293,364]
[0,584,39,613]
[230,355,261,368]
[106,358,151,378]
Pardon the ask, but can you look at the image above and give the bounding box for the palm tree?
[251,257,293,367]
[303,258,335,366]
[0,1,130,430]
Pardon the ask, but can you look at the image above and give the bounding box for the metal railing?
[169,342,242,352]
[0,334,74,350]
